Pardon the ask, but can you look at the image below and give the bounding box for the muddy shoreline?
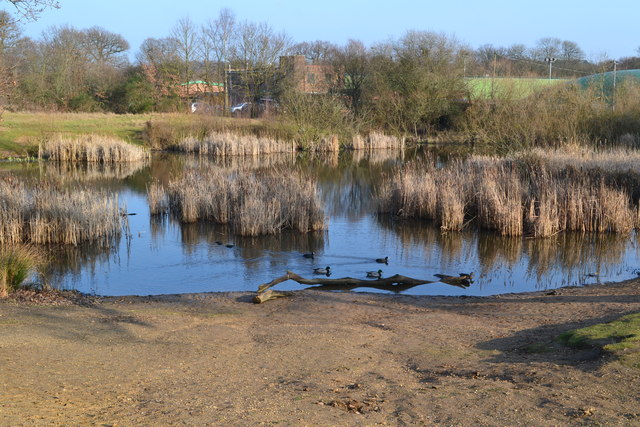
[1,280,640,425]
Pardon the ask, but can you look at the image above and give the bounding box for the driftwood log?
[254,270,470,303]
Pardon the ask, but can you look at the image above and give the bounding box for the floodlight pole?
[545,57,556,80]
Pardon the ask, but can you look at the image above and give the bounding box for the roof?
[180,81,225,87]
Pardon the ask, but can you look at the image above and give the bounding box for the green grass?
[559,313,640,368]
[465,77,568,100]
[0,112,251,158]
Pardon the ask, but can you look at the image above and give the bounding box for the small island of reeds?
[148,169,325,236]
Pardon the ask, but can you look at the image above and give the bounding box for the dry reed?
[175,131,296,156]
[39,135,150,163]
[0,176,124,246]
[154,169,325,236]
[378,149,639,237]
[346,132,405,150]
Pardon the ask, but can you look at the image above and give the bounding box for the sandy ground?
[1,280,640,426]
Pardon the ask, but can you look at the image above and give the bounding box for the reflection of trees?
[477,232,627,278]
[176,221,325,269]
[43,240,120,290]
[376,216,468,262]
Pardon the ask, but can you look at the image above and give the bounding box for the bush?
[0,245,44,296]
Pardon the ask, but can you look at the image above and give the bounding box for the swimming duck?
[367,269,383,279]
[313,266,331,275]
[215,241,223,245]
[226,243,235,248]
[302,252,315,259]
[375,256,389,264]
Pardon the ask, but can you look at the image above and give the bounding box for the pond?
[3,149,639,297]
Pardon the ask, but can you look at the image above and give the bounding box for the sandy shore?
[1,280,640,426]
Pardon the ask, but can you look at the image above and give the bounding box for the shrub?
[0,245,44,296]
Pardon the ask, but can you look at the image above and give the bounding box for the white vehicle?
[230,102,251,113]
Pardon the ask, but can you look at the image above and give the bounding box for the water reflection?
[4,149,639,296]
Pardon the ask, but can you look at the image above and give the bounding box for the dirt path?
[1,280,640,426]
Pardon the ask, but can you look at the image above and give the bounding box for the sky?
[8,0,640,62]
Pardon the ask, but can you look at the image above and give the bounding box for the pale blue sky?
[9,0,640,61]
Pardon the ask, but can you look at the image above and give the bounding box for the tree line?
[0,7,637,125]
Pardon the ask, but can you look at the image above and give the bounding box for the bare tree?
[231,20,291,104]
[171,17,199,97]
[81,26,129,65]
[201,8,236,109]
[560,40,585,62]
[0,10,21,109]
[202,8,235,66]
[533,37,561,60]
[333,39,370,117]
[290,40,337,63]
[5,0,59,20]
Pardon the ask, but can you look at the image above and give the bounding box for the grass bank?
[560,312,640,368]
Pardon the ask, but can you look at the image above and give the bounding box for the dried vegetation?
[0,176,124,246]
[378,148,640,237]
[39,135,150,163]
[149,169,325,236]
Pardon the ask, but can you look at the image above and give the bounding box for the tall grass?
[347,132,405,150]
[0,245,44,296]
[0,176,124,245]
[462,81,640,150]
[174,132,297,156]
[378,149,639,237]
[151,169,326,236]
[39,135,150,163]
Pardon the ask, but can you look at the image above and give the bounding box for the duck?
[302,252,315,259]
[225,243,235,248]
[215,241,223,245]
[367,269,383,279]
[375,256,389,264]
[313,266,331,275]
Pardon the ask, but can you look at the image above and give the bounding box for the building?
[279,55,336,94]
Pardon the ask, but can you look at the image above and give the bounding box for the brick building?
[279,55,336,94]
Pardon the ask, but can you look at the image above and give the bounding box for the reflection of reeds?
[0,177,123,246]
[175,132,296,156]
[39,135,150,163]
[40,161,147,182]
[153,169,326,236]
[378,151,638,237]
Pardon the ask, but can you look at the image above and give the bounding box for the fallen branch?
[254,270,470,303]
[252,290,293,304]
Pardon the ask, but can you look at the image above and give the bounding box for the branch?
[254,270,470,303]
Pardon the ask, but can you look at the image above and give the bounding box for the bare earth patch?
[1,280,640,425]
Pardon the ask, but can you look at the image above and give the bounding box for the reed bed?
[0,177,124,245]
[175,132,296,156]
[39,135,150,163]
[151,169,325,236]
[378,151,639,237]
[347,132,405,150]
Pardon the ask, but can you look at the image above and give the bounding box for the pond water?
[3,149,639,297]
